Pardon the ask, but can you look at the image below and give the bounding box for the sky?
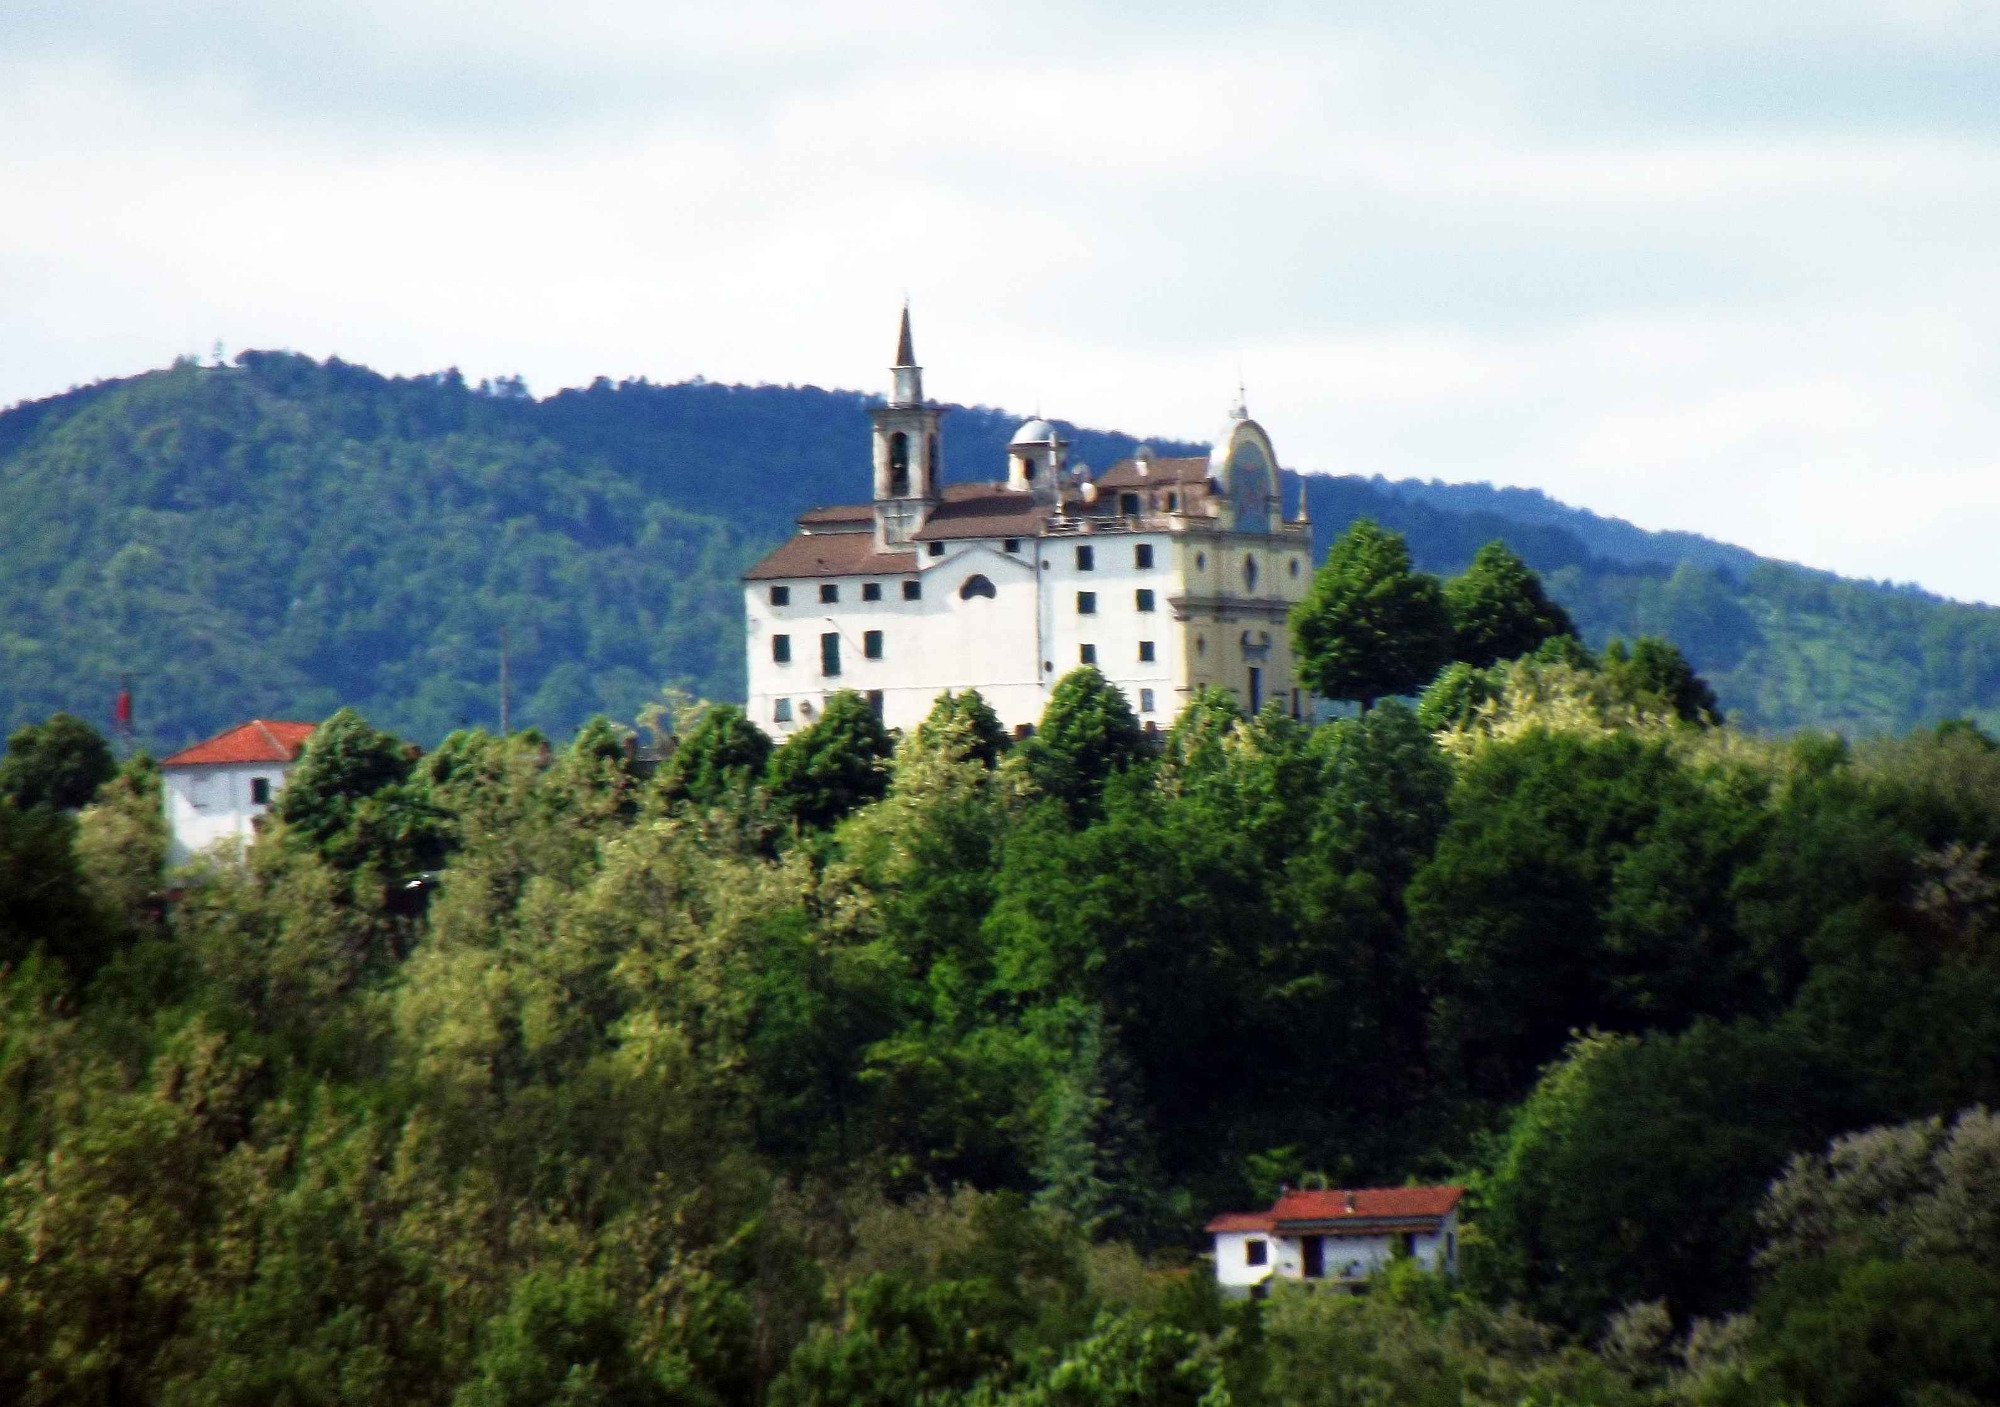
[5,2,2000,600]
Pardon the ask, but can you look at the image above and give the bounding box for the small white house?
[1206,1186,1464,1298]
[160,719,317,865]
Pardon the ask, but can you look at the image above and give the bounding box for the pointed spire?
[895,300,915,367]
[889,301,923,406]
[1231,367,1249,421]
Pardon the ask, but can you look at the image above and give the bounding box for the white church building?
[742,309,1317,738]
[159,718,316,864]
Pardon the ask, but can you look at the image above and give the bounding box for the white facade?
[743,313,1314,738]
[163,761,294,864]
[1212,1213,1460,1298]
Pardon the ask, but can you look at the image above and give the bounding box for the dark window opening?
[772,634,791,663]
[862,582,882,601]
[1022,456,1037,481]
[1245,1239,1268,1267]
[770,585,791,606]
[1138,640,1155,663]
[1075,545,1094,571]
[1135,543,1154,569]
[864,630,883,660]
[820,632,841,677]
[1166,492,1179,512]
[1245,555,1260,593]
[1135,588,1155,612]
[1080,643,1097,665]
[820,583,839,604]
[774,698,793,722]
[1140,688,1155,713]
[1120,491,1141,516]
[902,580,922,600]
[866,689,884,716]
[251,777,271,806]
[1302,1236,1326,1280]
[928,542,945,557]
[888,431,910,496]
[1004,538,1020,552]
[1249,666,1263,712]
[960,574,997,600]
[1076,591,1097,615]
[926,433,938,492]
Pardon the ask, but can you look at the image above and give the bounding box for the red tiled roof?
[1271,1187,1464,1225]
[1203,1211,1276,1234]
[912,488,1049,541]
[796,503,874,527]
[162,720,317,768]
[745,533,919,582]
[1094,456,1213,489]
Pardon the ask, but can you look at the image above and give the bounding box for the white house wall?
[1211,1213,1460,1296]
[162,762,294,865]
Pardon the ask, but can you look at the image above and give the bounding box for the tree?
[1443,541,1577,668]
[912,690,1009,770]
[1602,637,1721,723]
[1020,669,1147,819]
[1289,520,1453,710]
[766,691,893,831]
[656,703,773,810]
[276,708,440,873]
[0,713,116,811]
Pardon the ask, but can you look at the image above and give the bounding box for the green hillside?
[3,351,1997,749]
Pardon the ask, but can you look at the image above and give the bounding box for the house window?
[1245,1238,1267,1267]
[1138,641,1155,663]
[1290,558,1301,578]
[820,583,839,604]
[1196,552,1207,571]
[1140,688,1155,713]
[1080,643,1097,665]
[928,542,945,557]
[960,575,997,600]
[1120,491,1141,516]
[866,689,884,716]
[864,630,883,660]
[1166,492,1179,512]
[1135,543,1153,570]
[772,634,791,664]
[1004,538,1020,553]
[1076,545,1094,571]
[1135,588,1155,613]
[770,585,791,606]
[1076,591,1097,615]
[863,582,882,602]
[820,633,841,676]
[250,777,271,806]
[774,697,793,722]
[1245,555,1260,593]
[902,580,922,601]
[889,431,910,496]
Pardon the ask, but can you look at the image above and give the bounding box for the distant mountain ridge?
[3,351,1997,748]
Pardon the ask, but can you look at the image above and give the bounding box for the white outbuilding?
[159,719,317,865]
[1206,1186,1464,1298]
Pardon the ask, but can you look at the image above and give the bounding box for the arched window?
[1020,455,1037,481]
[889,432,910,496]
[927,433,939,492]
[1244,555,1259,593]
[959,574,997,600]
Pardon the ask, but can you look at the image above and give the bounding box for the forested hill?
[5,350,1998,749]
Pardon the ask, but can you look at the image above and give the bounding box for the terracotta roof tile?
[745,533,919,581]
[162,720,317,768]
[1203,1212,1277,1234]
[912,489,1049,541]
[1271,1187,1464,1226]
[796,503,874,527]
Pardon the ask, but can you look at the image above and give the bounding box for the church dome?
[1010,418,1059,446]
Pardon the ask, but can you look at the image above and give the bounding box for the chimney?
[1344,1192,1357,1214]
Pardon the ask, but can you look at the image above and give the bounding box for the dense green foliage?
[1290,520,1454,709]
[10,590,2000,1401]
[7,353,2000,752]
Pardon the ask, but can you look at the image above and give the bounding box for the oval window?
[959,574,997,600]
[1244,555,1259,593]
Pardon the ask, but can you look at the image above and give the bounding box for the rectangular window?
[1076,545,1094,571]
[1080,643,1097,665]
[1076,591,1097,615]
[1138,640,1155,663]
[250,777,271,806]
[821,632,841,677]
[866,689,884,716]
[927,541,945,557]
[1140,687,1156,713]
[1134,543,1154,570]
[864,629,883,660]
[770,585,791,606]
[1004,538,1020,553]
[862,582,882,601]
[1120,492,1141,516]
[1245,1238,1267,1267]
[774,697,793,723]
[1135,588,1155,612]
[772,634,791,664]
[819,583,839,604]
[902,580,921,601]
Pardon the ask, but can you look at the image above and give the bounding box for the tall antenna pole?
[499,627,511,736]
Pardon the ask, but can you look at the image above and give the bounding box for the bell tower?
[871,303,943,548]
